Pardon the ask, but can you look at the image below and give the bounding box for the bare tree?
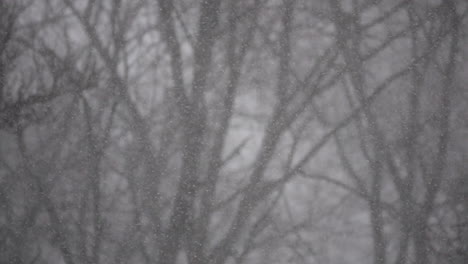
[1,1,467,264]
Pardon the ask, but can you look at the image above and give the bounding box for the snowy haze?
[1,0,467,264]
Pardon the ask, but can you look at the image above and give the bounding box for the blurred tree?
[1,1,467,264]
